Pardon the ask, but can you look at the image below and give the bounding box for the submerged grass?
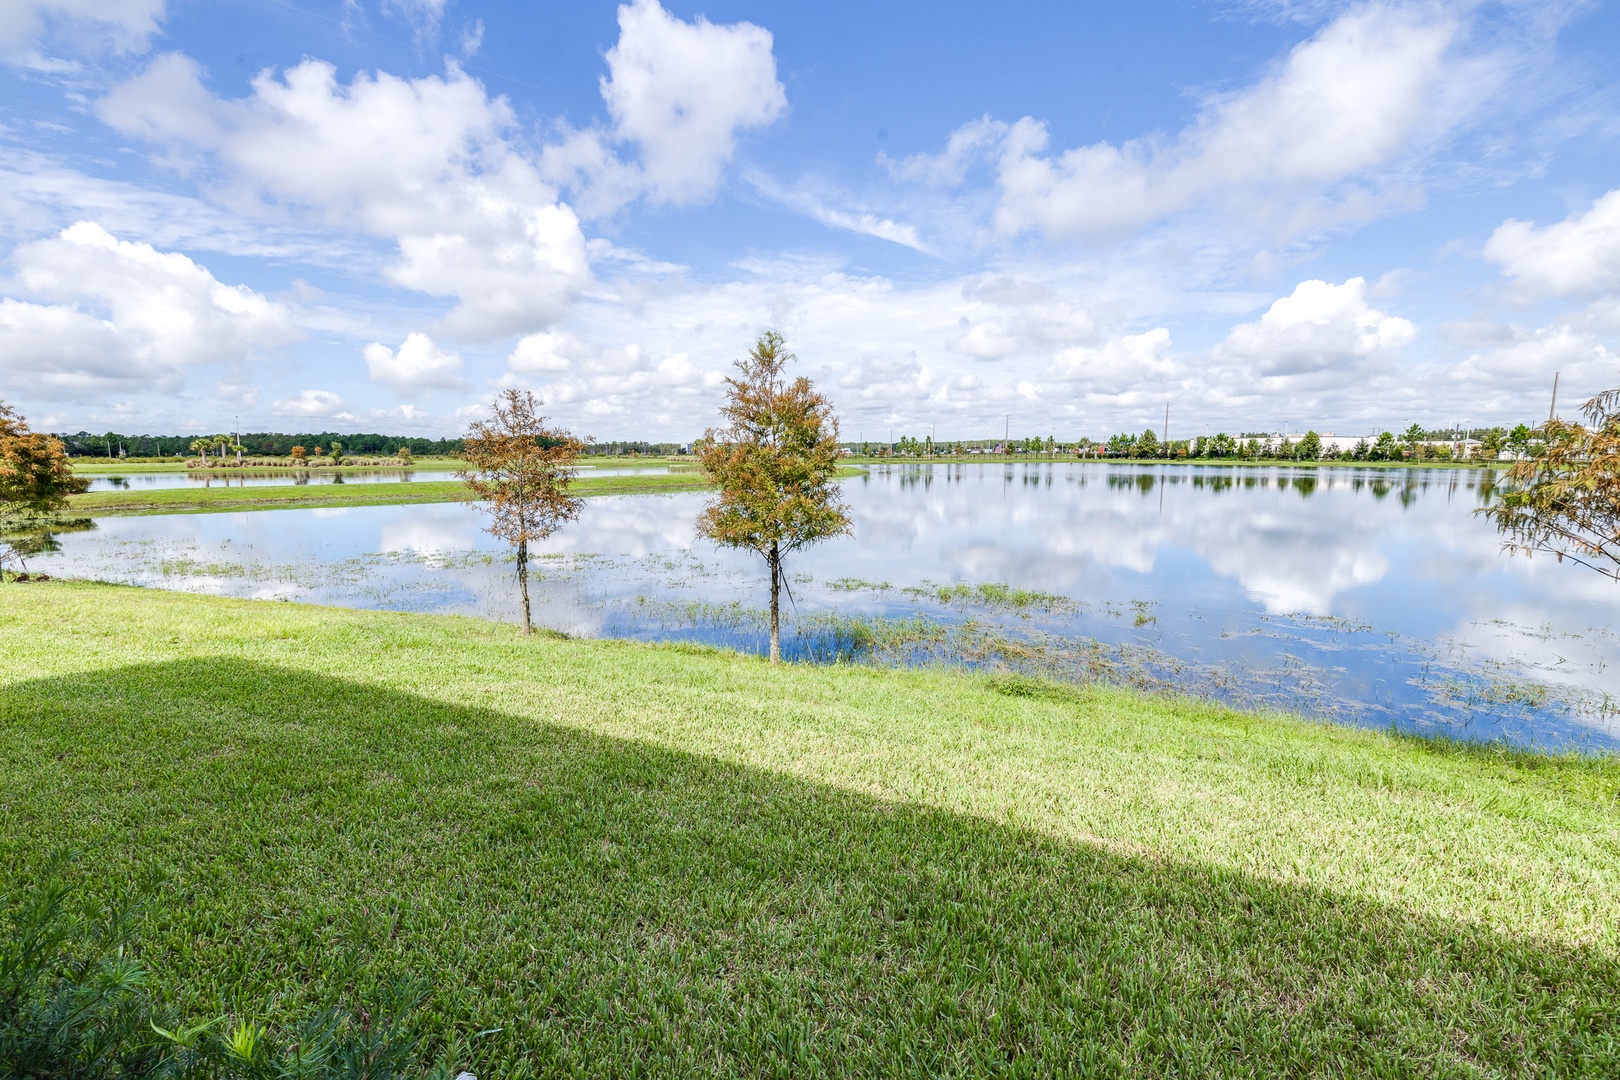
[904,579,1075,613]
[5,583,1620,1076]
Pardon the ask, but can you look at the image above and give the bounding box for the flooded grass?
[42,524,1618,752]
[828,577,892,592]
[28,462,1620,752]
[904,580,1075,612]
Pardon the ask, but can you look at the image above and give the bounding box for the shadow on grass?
[2,657,1617,1077]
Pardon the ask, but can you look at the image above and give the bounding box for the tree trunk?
[517,537,532,637]
[768,541,781,663]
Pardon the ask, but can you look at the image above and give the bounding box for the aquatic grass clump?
[789,611,950,663]
[904,580,1075,613]
[827,577,892,592]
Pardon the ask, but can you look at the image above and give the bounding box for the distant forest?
[57,431,466,458]
[56,431,691,458]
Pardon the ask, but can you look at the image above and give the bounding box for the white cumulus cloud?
[99,54,590,338]
[899,5,1492,242]
[1213,277,1416,379]
[507,329,580,375]
[364,331,466,392]
[272,389,348,418]
[1484,187,1620,298]
[1448,323,1618,416]
[543,0,785,216]
[1046,329,1175,391]
[0,221,295,399]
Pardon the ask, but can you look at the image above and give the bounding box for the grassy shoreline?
[68,456,667,474]
[68,472,711,516]
[2,582,1617,1075]
[70,458,471,473]
[68,466,868,516]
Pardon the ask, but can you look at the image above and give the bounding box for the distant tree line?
[590,440,689,456]
[56,423,1544,462]
[55,431,468,458]
[858,436,1058,456]
[55,431,701,459]
[863,423,1543,462]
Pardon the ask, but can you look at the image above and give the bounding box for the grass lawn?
[66,472,715,516]
[2,583,1617,1075]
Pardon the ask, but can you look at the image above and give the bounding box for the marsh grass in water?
[827,577,892,592]
[903,579,1075,613]
[620,595,1609,749]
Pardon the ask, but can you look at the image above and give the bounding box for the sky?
[0,0,1618,442]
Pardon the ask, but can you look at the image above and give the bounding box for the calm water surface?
[36,462,1619,751]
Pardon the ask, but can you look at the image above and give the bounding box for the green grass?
[70,467,865,516]
[67,472,716,517]
[2,582,1618,1076]
[71,457,468,475]
[907,580,1074,612]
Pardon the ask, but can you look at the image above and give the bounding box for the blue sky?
[1,0,1618,440]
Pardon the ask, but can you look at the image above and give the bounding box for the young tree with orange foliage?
[1,400,90,580]
[695,331,851,663]
[1481,385,1620,580]
[460,389,586,635]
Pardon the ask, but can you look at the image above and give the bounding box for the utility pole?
[1549,371,1560,423]
[1004,415,1009,455]
[1162,402,1169,459]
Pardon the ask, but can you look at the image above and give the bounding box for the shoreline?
[67,466,868,516]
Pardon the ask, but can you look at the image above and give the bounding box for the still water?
[35,462,1619,751]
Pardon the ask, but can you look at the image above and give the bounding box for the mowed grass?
[2,583,1619,1076]
[67,472,714,516]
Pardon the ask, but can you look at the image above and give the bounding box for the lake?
[32,461,1619,751]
